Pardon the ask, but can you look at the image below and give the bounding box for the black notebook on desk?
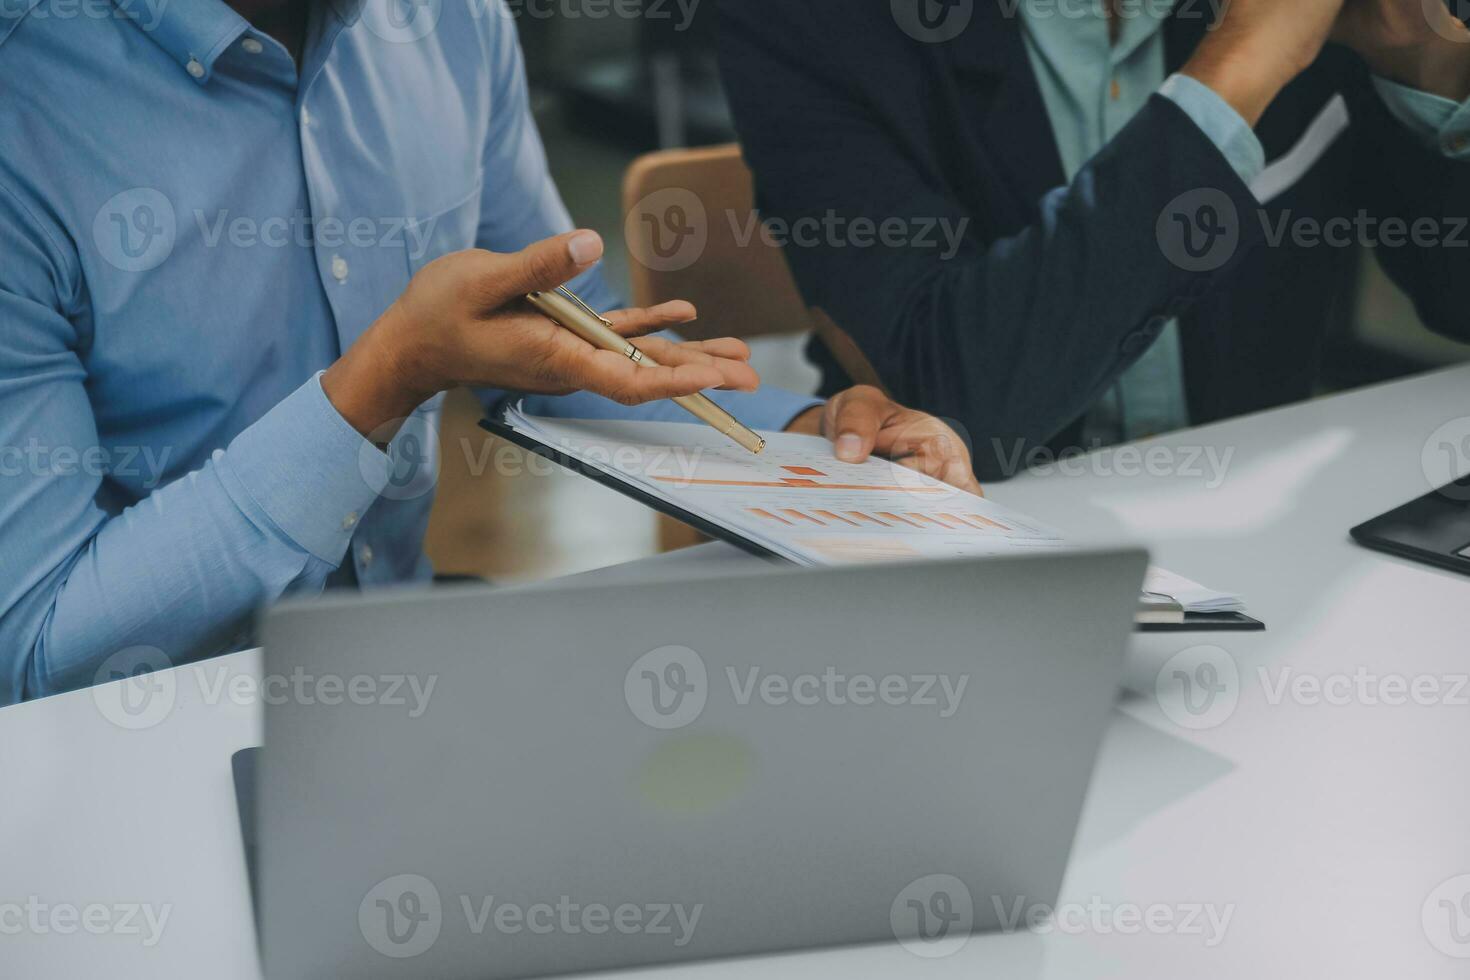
[482,403,1263,632]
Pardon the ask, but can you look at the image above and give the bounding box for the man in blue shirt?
[0,0,979,703]
[720,0,1470,474]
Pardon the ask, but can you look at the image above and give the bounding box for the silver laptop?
[256,548,1146,978]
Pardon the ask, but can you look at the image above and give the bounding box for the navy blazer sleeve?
[719,1,1469,478]
[718,3,1264,475]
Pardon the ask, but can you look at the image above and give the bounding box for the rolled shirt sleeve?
[215,372,390,565]
[1159,73,1268,185]
[1163,68,1470,168]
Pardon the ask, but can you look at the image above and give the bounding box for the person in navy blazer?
[718,0,1470,478]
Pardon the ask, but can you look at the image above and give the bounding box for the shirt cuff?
[216,372,389,565]
[1159,73,1266,185]
[1372,76,1470,158]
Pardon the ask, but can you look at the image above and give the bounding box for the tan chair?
[622,144,886,551]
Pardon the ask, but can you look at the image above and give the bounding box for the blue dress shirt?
[1018,1,1470,443]
[0,0,818,702]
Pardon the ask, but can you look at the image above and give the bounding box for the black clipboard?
[481,405,1264,632]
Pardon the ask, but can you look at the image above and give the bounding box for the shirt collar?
[1112,0,1172,65]
[109,0,367,85]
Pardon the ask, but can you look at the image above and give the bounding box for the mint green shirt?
[1017,1,1470,444]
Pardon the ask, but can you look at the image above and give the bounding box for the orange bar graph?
[748,508,792,525]
[654,476,944,492]
[846,512,888,527]
[907,514,947,529]
[813,510,860,527]
[782,509,824,525]
[877,512,921,528]
[969,515,1011,531]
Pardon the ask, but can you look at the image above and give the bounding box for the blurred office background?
[424,3,1470,584]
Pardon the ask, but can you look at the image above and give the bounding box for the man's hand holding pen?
[323,229,758,441]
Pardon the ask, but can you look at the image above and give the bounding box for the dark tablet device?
[1351,476,1470,576]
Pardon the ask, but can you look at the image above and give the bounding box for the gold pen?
[525,286,767,454]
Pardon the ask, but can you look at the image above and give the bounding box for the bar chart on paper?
[724,488,1061,563]
[491,406,1253,625]
[499,408,1066,566]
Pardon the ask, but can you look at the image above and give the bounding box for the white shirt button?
[331,255,350,282]
[186,59,205,79]
[301,107,312,127]
[241,38,264,55]
[342,512,358,530]
[360,545,375,568]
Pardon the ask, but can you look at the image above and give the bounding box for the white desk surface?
[4,365,1469,979]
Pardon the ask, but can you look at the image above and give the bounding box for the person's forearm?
[21,466,338,699]
[781,100,1265,473]
[1179,49,1294,128]
[322,303,430,445]
[1179,0,1347,126]
[3,377,386,703]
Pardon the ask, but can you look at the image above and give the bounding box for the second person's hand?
[1332,0,1470,100]
[787,386,984,497]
